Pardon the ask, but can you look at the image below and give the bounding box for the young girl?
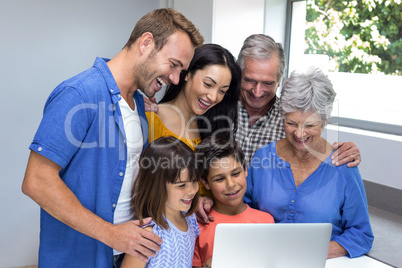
[121,136,201,268]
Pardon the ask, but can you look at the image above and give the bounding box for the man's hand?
[22,153,162,263]
[195,196,214,224]
[107,218,162,262]
[331,141,361,168]
[143,96,159,112]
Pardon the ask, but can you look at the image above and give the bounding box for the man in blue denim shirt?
[22,9,204,267]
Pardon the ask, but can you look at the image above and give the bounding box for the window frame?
[283,0,402,136]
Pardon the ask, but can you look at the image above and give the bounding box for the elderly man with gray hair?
[235,34,360,166]
[244,67,374,259]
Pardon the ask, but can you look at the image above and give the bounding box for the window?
[284,0,402,135]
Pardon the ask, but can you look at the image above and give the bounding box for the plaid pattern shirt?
[235,97,285,164]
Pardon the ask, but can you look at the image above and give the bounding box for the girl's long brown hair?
[132,136,200,230]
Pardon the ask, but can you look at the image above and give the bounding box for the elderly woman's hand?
[331,141,361,168]
[327,241,348,259]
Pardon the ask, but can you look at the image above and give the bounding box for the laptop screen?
[211,223,332,268]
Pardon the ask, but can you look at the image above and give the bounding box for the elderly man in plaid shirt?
[235,34,361,166]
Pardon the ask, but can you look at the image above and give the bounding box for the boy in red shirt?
[193,137,274,267]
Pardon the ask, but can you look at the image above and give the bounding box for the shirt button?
[38,147,42,152]
[110,89,114,92]
[119,172,124,177]
[123,139,126,144]
[112,204,116,208]
[291,200,295,203]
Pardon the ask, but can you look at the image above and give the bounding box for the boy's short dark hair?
[195,136,246,180]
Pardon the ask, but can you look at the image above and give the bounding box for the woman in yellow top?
[146,44,241,150]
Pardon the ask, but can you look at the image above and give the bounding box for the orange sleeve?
[192,236,202,267]
[255,209,275,223]
[266,213,275,223]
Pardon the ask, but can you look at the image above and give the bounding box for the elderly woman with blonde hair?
[245,67,374,259]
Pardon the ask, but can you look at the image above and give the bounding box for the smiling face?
[202,156,247,215]
[179,64,232,116]
[239,56,280,115]
[284,110,325,152]
[137,31,195,98]
[165,168,199,217]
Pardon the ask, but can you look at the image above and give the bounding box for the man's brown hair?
[124,8,204,51]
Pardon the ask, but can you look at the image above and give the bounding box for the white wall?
[325,126,402,190]
[0,1,159,267]
[173,0,214,44]
[212,0,265,58]
[170,0,285,58]
[264,0,288,46]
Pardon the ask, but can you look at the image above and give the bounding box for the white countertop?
[326,255,393,268]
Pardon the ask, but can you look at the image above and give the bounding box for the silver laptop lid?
[211,223,332,268]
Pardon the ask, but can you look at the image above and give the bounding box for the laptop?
[211,223,332,268]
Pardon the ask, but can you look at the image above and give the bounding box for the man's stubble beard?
[135,49,158,97]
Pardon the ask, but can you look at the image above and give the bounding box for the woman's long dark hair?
[159,43,241,140]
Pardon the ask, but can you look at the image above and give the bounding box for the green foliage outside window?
[305,0,401,75]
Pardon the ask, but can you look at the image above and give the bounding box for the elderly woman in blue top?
[244,67,374,259]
